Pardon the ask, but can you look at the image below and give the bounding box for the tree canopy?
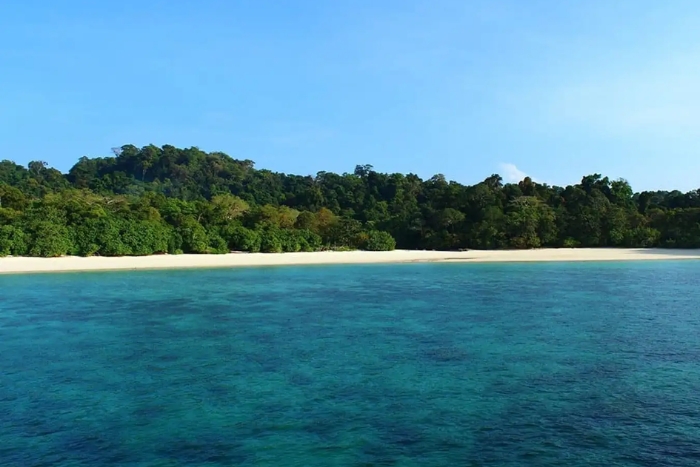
[0,144,698,257]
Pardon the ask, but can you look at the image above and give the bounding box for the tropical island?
[0,144,699,266]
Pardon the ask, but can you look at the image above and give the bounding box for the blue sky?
[1,0,699,191]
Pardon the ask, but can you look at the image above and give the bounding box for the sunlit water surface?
[1,261,700,466]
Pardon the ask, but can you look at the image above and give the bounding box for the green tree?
[178,218,209,253]
[363,231,397,251]
[0,225,27,256]
[26,221,73,257]
[0,143,696,257]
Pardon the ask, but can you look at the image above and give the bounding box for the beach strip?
[1,248,699,274]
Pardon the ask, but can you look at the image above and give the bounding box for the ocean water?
[1,262,700,466]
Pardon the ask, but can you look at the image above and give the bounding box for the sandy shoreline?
[1,248,699,274]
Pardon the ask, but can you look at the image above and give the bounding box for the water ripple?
[1,262,700,465]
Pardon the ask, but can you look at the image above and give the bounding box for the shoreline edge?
[1,248,700,275]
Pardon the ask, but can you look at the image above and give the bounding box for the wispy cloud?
[499,162,531,183]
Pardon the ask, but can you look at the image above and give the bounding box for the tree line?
[0,144,698,257]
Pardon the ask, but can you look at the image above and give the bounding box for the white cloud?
[499,162,530,183]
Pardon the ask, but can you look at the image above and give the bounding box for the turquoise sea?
[1,261,700,466]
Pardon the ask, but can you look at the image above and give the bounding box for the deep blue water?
[1,261,700,466]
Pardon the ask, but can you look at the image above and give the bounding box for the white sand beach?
[1,248,699,274]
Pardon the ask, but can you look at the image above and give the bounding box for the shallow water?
[1,262,700,466]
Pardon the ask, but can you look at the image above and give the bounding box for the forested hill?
[1,144,699,257]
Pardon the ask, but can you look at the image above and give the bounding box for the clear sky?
[1,0,699,191]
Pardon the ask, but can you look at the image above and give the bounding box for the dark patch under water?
[1,261,700,466]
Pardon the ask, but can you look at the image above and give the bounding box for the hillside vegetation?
[1,144,698,257]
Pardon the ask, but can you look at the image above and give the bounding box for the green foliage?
[177,218,209,254]
[624,227,660,248]
[297,229,322,251]
[122,221,171,256]
[221,225,261,252]
[260,229,283,253]
[26,221,73,257]
[207,231,229,254]
[505,197,543,249]
[562,238,580,248]
[0,225,27,256]
[0,145,697,257]
[71,218,121,256]
[363,231,397,251]
[325,217,363,248]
